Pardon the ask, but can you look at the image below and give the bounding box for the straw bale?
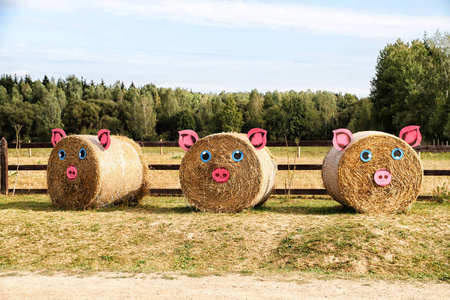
[179,132,277,212]
[47,135,150,209]
[322,131,423,213]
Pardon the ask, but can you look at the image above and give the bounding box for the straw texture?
[179,133,277,212]
[47,135,150,209]
[322,131,423,213]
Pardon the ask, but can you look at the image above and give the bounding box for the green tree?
[126,94,157,141]
[65,75,83,102]
[219,94,243,132]
[342,98,373,132]
[0,91,35,140]
[281,91,319,140]
[111,81,125,103]
[62,100,101,134]
[0,74,16,94]
[169,110,197,140]
[159,88,179,118]
[33,85,64,141]
[42,75,50,87]
[263,105,286,140]
[425,31,450,140]
[19,79,33,103]
[244,89,264,131]
[336,92,358,112]
[195,95,220,136]
[0,86,8,105]
[370,33,450,139]
[313,91,338,139]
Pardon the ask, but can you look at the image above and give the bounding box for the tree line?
[1,31,448,143]
[0,74,364,142]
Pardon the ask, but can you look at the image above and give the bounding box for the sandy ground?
[0,272,449,300]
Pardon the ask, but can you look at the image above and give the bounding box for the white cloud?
[12,69,30,77]
[9,0,81,13]
[92,0,449,38]
[9,0,449,38]
[8,0,450,39]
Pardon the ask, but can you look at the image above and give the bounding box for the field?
[0,147,449,282]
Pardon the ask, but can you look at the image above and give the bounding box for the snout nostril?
[384,175,388,179]
[379,175,383,179]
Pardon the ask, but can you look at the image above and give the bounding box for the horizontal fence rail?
[1,138,449,200]
[6,164,450,175]
[5,140,450,152]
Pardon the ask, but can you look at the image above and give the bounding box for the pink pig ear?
[178,130,199,151]
[51,128,66,146]
[332,128,353,151]
[98,129,111,150]
[399,125,422,148]
[247,128,267,150]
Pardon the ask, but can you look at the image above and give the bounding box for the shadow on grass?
[0,201,354,215]
[252,204,355,215]
[0,201,55,211]
[0,197,194,214]
[118,205,196,214]
[0,195,356,215]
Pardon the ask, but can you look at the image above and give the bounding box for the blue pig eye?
[200,150,211,162]
[232,150,244,162]
[59,150,66,160]
[79,148,87,159]
[360,150,372,162]
[391,148,403,160]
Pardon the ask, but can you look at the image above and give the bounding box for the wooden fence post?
[1,137,8,195]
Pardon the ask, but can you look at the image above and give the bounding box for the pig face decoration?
[178,129,277,212]
[50,129,111,182]
[322,126,423,213]
[47,129,148,209]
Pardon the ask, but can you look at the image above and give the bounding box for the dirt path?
[0,272,448,299]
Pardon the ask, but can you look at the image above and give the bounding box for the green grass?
[267,146,330,159]
[0,194,448,282]
[421,152,450,161]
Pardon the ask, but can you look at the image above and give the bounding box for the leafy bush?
[432,182,450,203]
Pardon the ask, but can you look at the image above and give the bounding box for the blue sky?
[1,0,449,97]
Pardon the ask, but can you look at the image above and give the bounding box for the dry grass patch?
[0,195,448,282]
[272,209,449,281]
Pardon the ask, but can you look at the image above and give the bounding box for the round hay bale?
[322,127,423,213]
[47,129,150,209]
[178,128,277,212]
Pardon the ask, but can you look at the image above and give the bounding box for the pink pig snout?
[374,168,391,187]
[212,167,230,183]
[66,165,78,181]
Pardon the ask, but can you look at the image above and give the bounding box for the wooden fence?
[1,138,449,199]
